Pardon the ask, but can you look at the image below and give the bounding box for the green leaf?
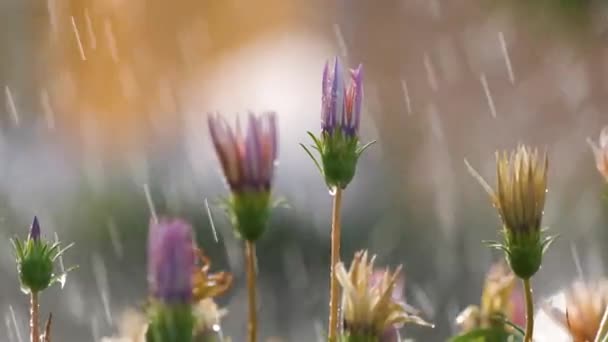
[488,313,525,336]
[299,143,323,176]
[448,327,523,342]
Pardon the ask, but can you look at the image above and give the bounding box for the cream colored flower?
[100,299,227,342]
[100,309,147,342]
[544,280,608,342]
[587,126,608,182]
[466,145,548,236]
[336,250,433,337]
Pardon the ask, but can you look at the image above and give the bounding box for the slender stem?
[30,291,40,342]
[328,188,343,342]
[594,305,608,342]
[523,278,534,342]
[245,241,257,342]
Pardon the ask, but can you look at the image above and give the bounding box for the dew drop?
[329,186,337,196]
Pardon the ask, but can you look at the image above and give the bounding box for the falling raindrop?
[92,253,112,325]
[8,305,22,342]
[106,219,123,259]
[570,242,584,281]
[333,24,348,57]
[84,8,97,50]
[143,183,158,222]
[104,20,119,63]
[40,89,55,130]
[498,31,515,84]
[5,86,19,126]
[400,79,412,115]
[204,198,219,243]
[71,16,87,61]
[90,315,100,341]
[423,53,438,91]
[480,73,497,118]
[5,312,15,342]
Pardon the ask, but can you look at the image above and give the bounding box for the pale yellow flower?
[466,145,548,236]
[336,250,433,337]
[100,309,147,342]
[456,261,524,333]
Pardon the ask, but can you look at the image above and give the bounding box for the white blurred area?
[182,31,334,182]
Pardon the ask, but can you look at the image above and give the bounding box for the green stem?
[328,189,343,342]
[523,278,534,342]
[245,241,257,342]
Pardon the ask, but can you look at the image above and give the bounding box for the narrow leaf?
[300,143,324,176]
[356,140,376,156]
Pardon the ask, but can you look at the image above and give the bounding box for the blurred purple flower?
[321,58,363,137]
[370,268,404,303]
[29,216,41,241]
[208,112,278,193]
[147,218,196,304]
[380,326,401,342]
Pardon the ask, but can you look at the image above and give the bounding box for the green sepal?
[448,327,523,342]
[222,191,271,242]
[356,140,376,156]
[11,237,76,293]
[319,130,359,189]
[146,302,195,342]
[503,228,544,279]
[541,234,559,254]
[302,130,374,190]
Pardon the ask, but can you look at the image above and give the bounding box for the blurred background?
[1,0,608,340]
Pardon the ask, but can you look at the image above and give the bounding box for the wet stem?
[245,240,257,342]
[30,291,40,342]
[328,189,343,342]
[523,278,534,342]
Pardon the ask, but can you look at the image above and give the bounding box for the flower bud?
[466,145,556,280]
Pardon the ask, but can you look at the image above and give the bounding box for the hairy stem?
[245,241,257,342]
[30,291,40,342]
[328,188,343,342]
[523,278,534,342]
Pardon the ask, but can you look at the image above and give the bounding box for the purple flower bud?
[208,112,278,193]
[321,57,345,134]
[320,57,363,138]
[343,64,363,137]
[148,218,196,304]
[29,216,41,241]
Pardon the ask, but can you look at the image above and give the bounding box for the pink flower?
[587,126,608,182]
